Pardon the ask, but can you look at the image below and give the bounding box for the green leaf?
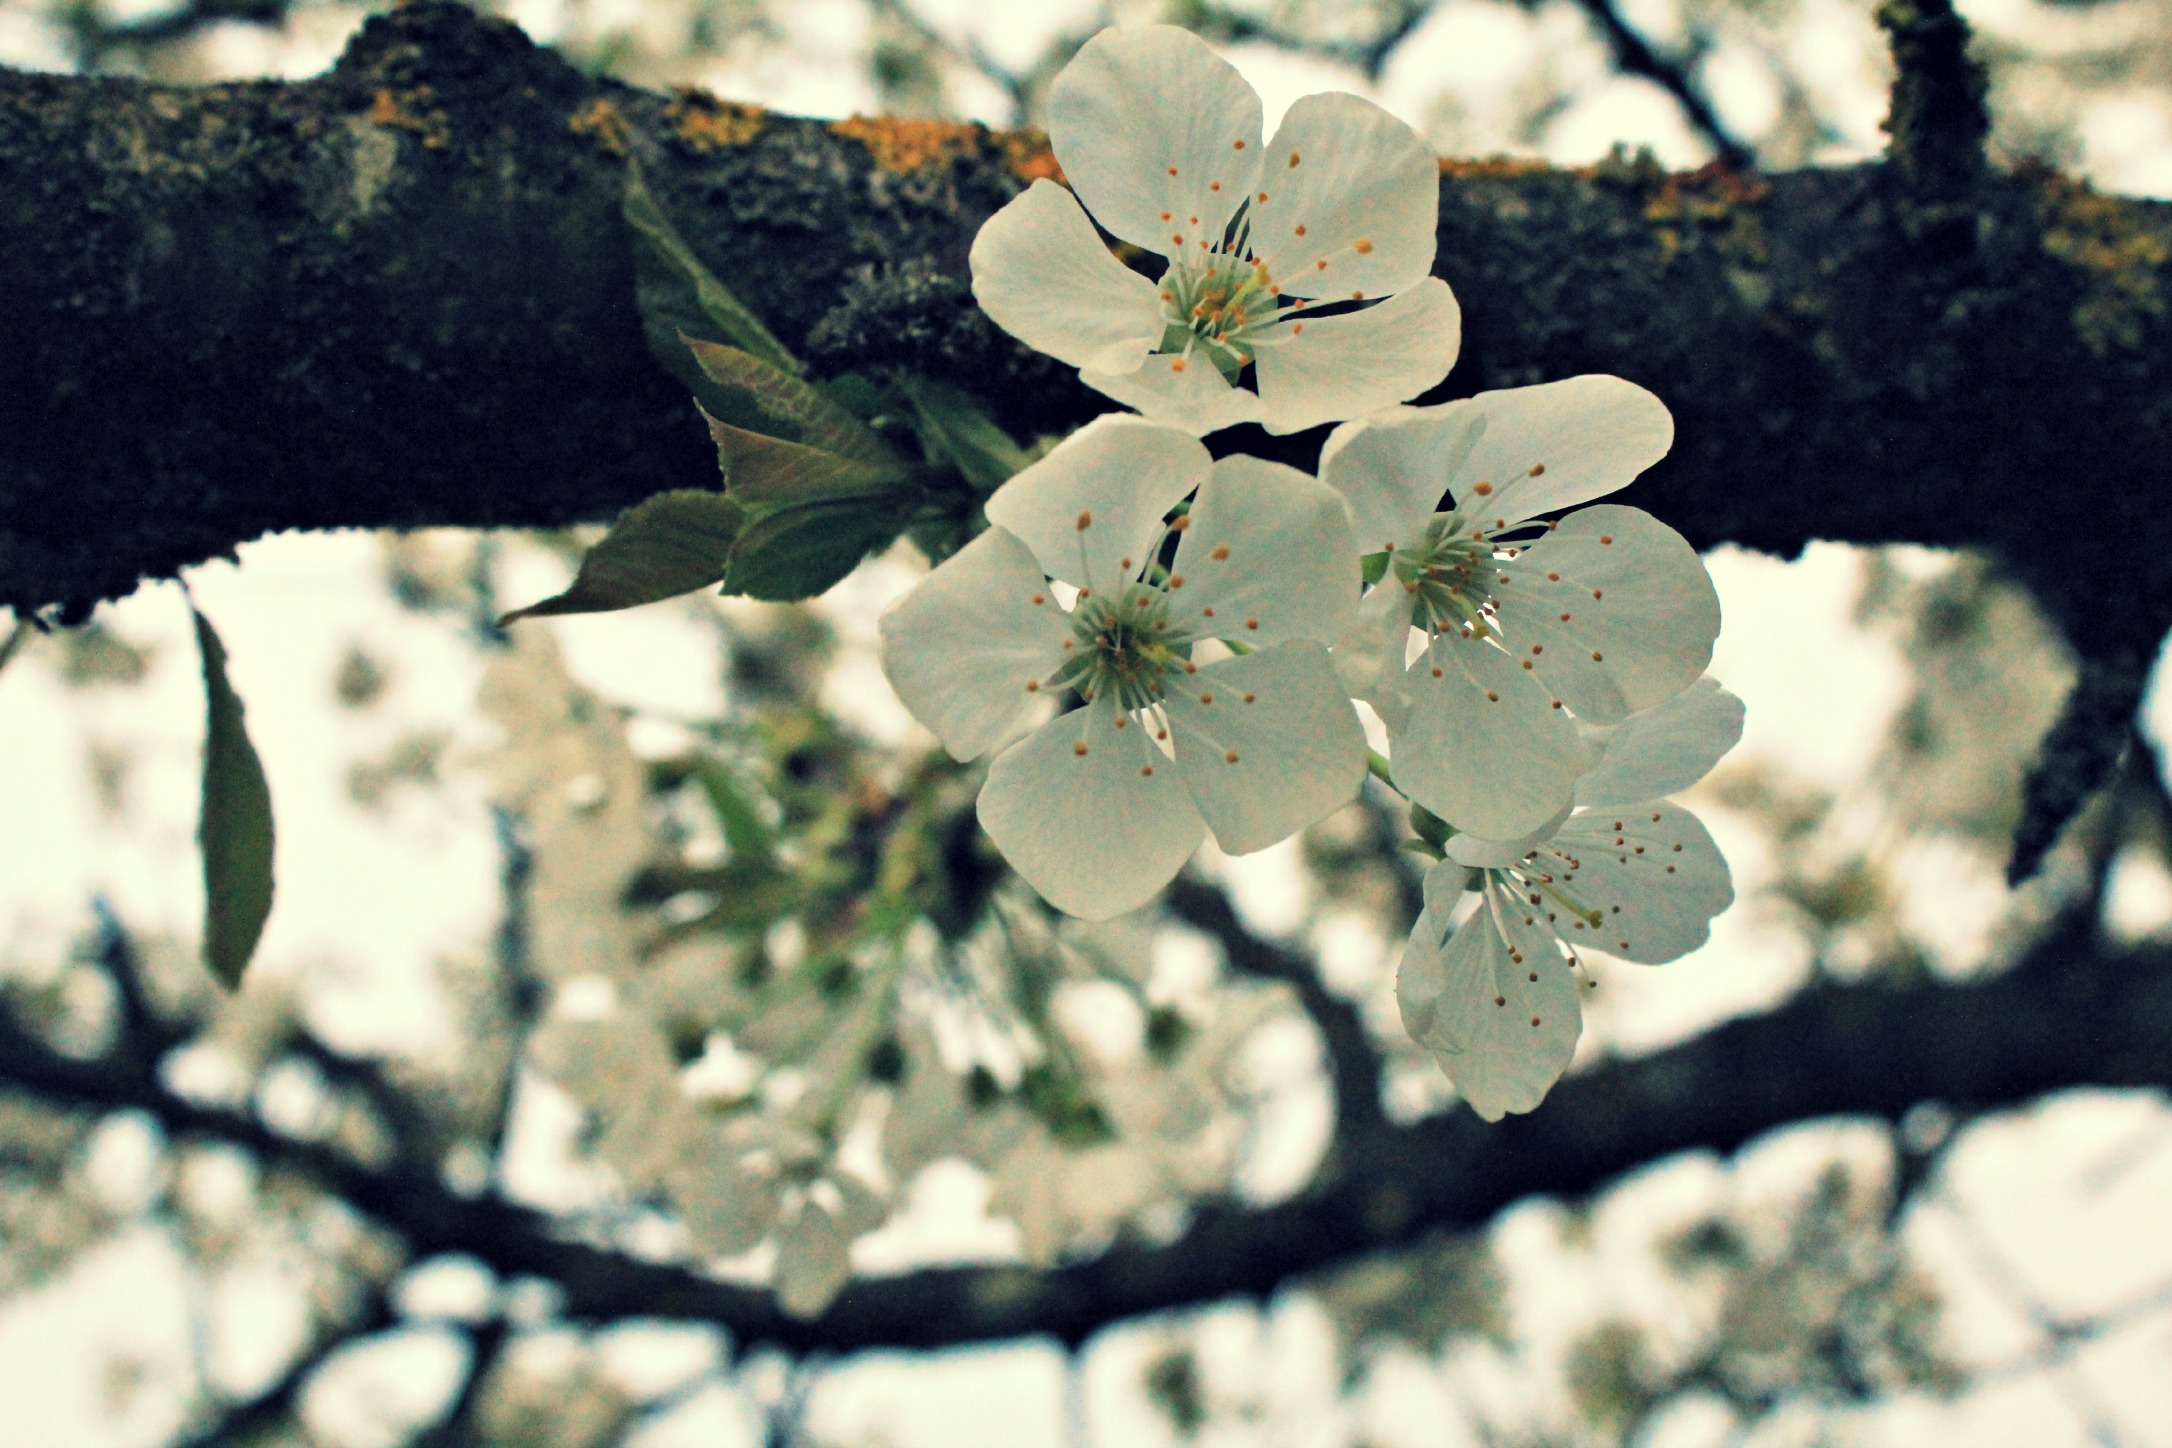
[896,375,1032,495]
[192,606,274,991]
[499,489,745,624]
[820,372,894,423]
[624,161,799,378]
[725,500,908,602]
[693,760,775,863]
[704,412,915,517]
[686,339,897,467]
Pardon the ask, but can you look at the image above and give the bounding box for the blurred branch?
[484,804,543,1154]
[1924,1180,2156,1446]
[7,900,2169,1354]
[1165,876,1389,1148]
[0,618,30,676]
[170,1278,399,1448]
[864,0,1036,125]
[90,893,185,1060]
[1184,0,1438,84]
[412,1316,516,1448]
[61,0,299,72]
[1562,0,1753,167]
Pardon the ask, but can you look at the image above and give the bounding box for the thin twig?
[169,1280,400,1448]
[1165,876,1389,1148]
[1564,0,1754,167]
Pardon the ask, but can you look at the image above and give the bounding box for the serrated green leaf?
[897,375,1032,495]
[192,606,274,991]
[725,501,906,601]
[704,412,917,516]
[624,161,799,378]
[686,340,897,467]
[499,489,745,623]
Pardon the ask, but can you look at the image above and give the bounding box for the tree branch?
[2,0,2169,666]
[6,907,2167,1355]
[170,1278,399,1448]
[1165,876,1389,1147]
[1565,0,1754,167]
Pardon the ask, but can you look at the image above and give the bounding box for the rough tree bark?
[2,0,2168,650]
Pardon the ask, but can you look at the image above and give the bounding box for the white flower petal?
[1047,25,1262,258]
[1447,376,1674,528]
[1162,643,1366,855]
[1332,581,1417,728]
[1443,802,1575,868]
[775,1196,854,1319]
[879,526,1072,760]
[1249,92,1440,298]
[1493,505,1721,724]
[1320,403,1486,555]
[1080,352,1268,437]
[984,414,1210,590]
[1398,869,1581,1120]
[1574,676,1744,807]
[1174,455,1359,647]
[1251,277,1461,435]
[1545,802,1733,963]
[970,179,1167,373]
[978,695,1207,921]
[1394,632,1590,838]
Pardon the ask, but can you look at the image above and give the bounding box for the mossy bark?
[2,0,2169,665]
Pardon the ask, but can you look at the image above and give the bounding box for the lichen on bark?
[1,0,2169,689]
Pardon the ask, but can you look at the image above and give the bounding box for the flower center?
[1059,582,1194,712]
[1389,512,1498,636]
[1156,253,1290,382]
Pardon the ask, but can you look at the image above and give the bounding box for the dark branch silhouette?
[6,901,2167,1353]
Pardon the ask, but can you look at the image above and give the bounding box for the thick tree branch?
[6,910,2167,1354]
[2,0,2169,664]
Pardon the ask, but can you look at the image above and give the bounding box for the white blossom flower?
[879,414,1367,920]
[1398,678,1742,1120]
[970,24,1461,436]
[1323,375,1722,839]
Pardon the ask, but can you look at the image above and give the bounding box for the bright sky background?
[5,2,2172,1445]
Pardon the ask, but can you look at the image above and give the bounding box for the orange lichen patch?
[664,88,765,152]
[1640,159,1770,223]
[2022,160,2170,356]
[1438,154,1554,180]
[567,96,634,155]
[1634,159,1770,268]
[366,85,449,149]
[999,127,1065,185]
[832,115,983,173]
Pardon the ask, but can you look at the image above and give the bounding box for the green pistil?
[1390,513,1495,635]
[1063,584,1192,712]
[1510,865,1604,930]
[1159,255,1286,383]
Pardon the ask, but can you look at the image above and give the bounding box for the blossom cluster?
[879,25,1740,1119]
